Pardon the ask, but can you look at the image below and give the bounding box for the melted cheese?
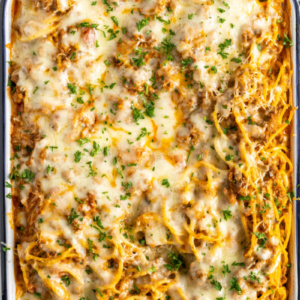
[8,0,294,299]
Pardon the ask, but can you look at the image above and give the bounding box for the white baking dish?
[1,0,299,299]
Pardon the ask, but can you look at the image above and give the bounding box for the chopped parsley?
[61,275,71,287]
[74,151,83,162]
[111,16,119,26]
[231,57,242,63]
[77,137,90,146]
[283,34,293,47]
[230,277,242,294]
[132,107,145,122]
[164,252,184,271]
[162,179,170,188]
[253,232,267,249]
[67,83,77,94]
[136,18,149,31]
[222,208,232,220]
[218,39,232,59]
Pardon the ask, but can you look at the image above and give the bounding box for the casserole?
[2,0,300,299]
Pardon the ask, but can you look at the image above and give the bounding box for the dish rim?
[1,0,300,299]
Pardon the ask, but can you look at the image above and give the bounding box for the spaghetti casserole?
[7,0,295,299]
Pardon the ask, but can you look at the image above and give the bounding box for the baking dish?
[1,0,300,299]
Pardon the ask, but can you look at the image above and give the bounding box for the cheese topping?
[8,0,294,299]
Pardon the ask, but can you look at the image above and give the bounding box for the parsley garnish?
[253,232,267,249]
[181,58,193,69]
[77,137,90,146]
[136,18,149,31]
[218,39,232,59]
[111,16,119,26]
[74,151,83,162]
[61,275,71,287]
[90,141,101,157]
[131,48,148,67]
[162,179,170,188]
[132,107,145,122]
[33,292,42,298]
[230,277,242,294]
[68,208,79,224]
[164,252,184,271]
[232,261,245,266]
[210,279,222,291]
[222,208,232,220]
[144,102,155,118]
[103,146,109,156]
[187,145,195,162]
[231,57,242,63]
[283,34,293,47]
[225,154,233,161]
[67,83,77,94]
